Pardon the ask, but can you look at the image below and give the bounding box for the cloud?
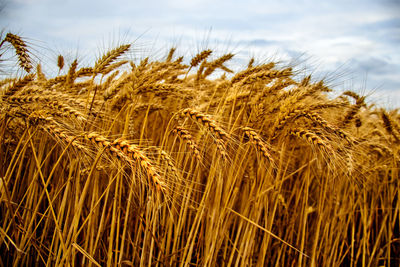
[1,0,399,105]
[246,39,279,46]
[350,57,395,75]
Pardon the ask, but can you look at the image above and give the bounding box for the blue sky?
[1,0,399,107]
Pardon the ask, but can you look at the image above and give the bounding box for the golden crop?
[0,33,399,266]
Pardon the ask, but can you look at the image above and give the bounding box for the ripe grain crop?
[0,32,399,266]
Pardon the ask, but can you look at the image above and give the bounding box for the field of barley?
[0,33,399,266]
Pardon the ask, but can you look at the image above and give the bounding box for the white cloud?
[1,0,399,105]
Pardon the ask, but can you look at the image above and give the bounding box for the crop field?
[0,33,399,266]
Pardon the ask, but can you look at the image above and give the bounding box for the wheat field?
[0,32,399,266]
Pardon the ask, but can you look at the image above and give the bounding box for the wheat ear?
[6,95,86,121]
[182,108,229,141]
[86,133,166,194]
[4,33,32,72]
[202,53,234,78]
[166,47,176,62]
[2,74,34,99]
[271,107,353,144]
[300,112,354,143]
[340,93,365,127]
[241,68,292,85]
[57,55,64,71]
[36,64,46,82]
[173,126,202,161]
[230,62,275,84]
[76,67,94,77]
[103,72,131,100]
[242,127,274,163]
[42,122,86,151]
[190,50,212,68]
[381,110,400,142]
[100,60,127,75]
[247,58,255,68]
[66,59,78,87]
[182,109,229,159]
[186,50,212,78]
[94,44,131,74]
[289,128,330,153]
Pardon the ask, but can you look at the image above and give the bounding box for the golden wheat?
[0,33,398,266]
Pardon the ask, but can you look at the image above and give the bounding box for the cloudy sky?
[1,0,399,107]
